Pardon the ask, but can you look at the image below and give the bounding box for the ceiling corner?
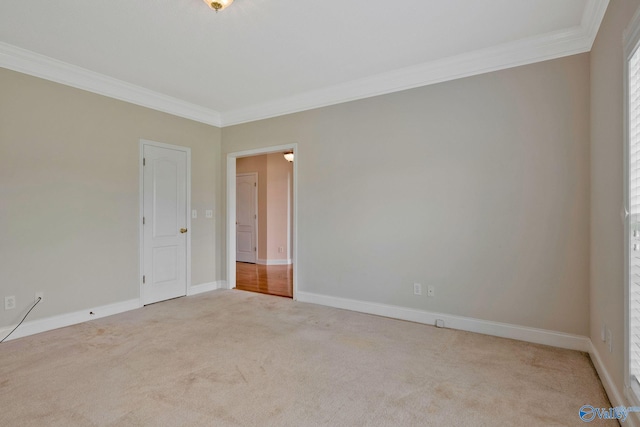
[0,42,222,128]
[581,0,610,49]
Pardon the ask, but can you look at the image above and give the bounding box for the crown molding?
[0,42,222,127]
[0,0,608,128]
[582,0,610,48]
[221,0,609,126]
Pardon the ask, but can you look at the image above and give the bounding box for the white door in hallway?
[236,173,257,263]
[142,144,189,305]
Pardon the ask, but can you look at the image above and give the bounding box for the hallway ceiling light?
[284,152,294,162]
[203,0,234,12]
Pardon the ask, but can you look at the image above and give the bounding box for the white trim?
[582,0,611,48]
[139,139,192,306]
[624,4,640,411]
[256,259,292,266]
[187,281,226,296]
[0,299,140,342]
[296,291,590,352]
[624,5,640,55]
[590,342,640,427]
[0,42,222,127]
[0,282,227,341]
[227,156,237,289]
[227,144,298,299]
[625,21,634,421]
[139,143,145,303]
[0,2,607,128]
[220,2,609,126]
[626,384,640,426]
[287,167,292,262]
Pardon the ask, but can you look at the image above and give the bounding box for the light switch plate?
[192,210,197,219]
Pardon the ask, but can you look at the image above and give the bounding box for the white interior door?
[143,144,188,305]
[236,173,257,263]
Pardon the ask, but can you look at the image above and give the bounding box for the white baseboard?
[626,388,640,427]
[1,281,231,342]
[295,291,591,352]
[0,298,140,342]
[187,281,226,296]
[589,341,640,427]
[257,259,292,266]
[299,289,636,420]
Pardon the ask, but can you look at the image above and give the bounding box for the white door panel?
[237,231,253,253]
[236,173,257,263]
[153,159,179,237]
[143,144,188,305]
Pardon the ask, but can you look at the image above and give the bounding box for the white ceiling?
[0,0,608,127]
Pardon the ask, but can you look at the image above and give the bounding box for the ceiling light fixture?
[203,0,234,12]
[284,151,294,162]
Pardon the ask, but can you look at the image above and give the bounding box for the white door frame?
[624,9,640,406]
[227,143,298,299]
[236,172,258,263]
[139,139,192,305]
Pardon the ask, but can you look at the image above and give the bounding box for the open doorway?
[227,144,297,299]
[236,154,292,297]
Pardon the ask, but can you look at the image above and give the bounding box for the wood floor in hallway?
[236,261,293,298]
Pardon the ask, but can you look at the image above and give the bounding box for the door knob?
[180,228,188,234]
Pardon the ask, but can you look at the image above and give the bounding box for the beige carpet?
[0,290,615,426]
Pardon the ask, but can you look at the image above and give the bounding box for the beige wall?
[223,53,591,335]
[265,153,293,261]
[0,23,599,350]
[236,153,292,262]
[0,68,222,327]
[4,5,640,407]
[590,0,640,405]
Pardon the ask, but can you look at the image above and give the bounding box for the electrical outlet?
[427,285,435,297]
[435,319,445,328]
[206,210,213,219]
[4,296,16,310]
[413,283,422,295]
[35,292,44,303]
[278,247,284,253]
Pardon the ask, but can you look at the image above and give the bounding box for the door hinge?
[143,216,145,225]
[254,247,257,251]
[254,214,257,219]
[142,275,146,284]
[143,158,146,166]
[254,182,256,187]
